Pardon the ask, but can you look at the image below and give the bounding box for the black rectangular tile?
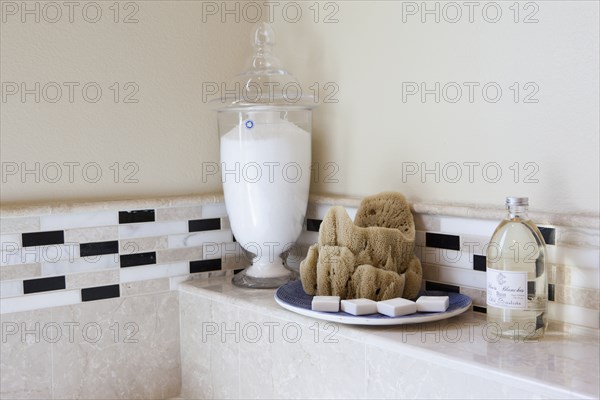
[23,276,65,294]
[473,255,486,271]
[80,240,119,257]
[425,232,460,251]
[307,219,322,232]
[81,284,120,302]
[528,281,536,298]
[536,314,545,330]
[190,258,222,273]
[188,218,221,232]
[234,268,244,275]
[22,230,64,247]
[473,305,487,314]
[425,281,460,293]
[119,209,155,224]
[120,252,156,268]
[538,226,556,245]
[548,283,555,302]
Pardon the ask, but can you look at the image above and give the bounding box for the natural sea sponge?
[347,264,406,301]
[354,192,416,237]
[299,192,422,301]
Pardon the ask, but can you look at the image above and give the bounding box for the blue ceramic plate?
[275,280,472,325]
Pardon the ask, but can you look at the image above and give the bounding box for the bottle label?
[486,269,527,309]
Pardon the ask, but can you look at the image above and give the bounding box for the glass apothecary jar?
[214,23,317,288]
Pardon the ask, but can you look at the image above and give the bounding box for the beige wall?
[2,1,598,215]
[1,1,250,204]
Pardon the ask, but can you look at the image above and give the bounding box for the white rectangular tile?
[220,217,231,230]
[438,216,498,237]
[0,217,40,234]
[0,289,81,314]
[40,211,117,230]
[41,254,119,276]
[413,213,441,232]
[120,278,170,296]
[459,234,491,255]
[427,264,486,289]
[548,301,599,329]
[415,246,474,270]
[200,203,228,218]
[65,269,119,290]
[547,246,600,270]
[120,262,188,283]
[556,226,600,248]
[1,244,80,267]
[155,206,202,221]
[119,236,168,254]
[119,220,188,240]
[156,247,203,264]
[168,230,233,249]
[64,226,118,244]
[0,280,23,298]
[562,266,600,290]
[422,263,439,282]
[459,286,487,307]
[0,233,22,248]
[414,231,426,246]
[0,263,41,281]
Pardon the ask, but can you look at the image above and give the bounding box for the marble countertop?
[180,276,600,399]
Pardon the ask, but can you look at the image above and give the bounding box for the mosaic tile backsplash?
[1,194,598,328]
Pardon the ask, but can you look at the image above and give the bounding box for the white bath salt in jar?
[212,22,318,289]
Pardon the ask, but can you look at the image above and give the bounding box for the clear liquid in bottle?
[486,197,547,340]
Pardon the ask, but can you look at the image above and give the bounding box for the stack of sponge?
[299,192,423,301]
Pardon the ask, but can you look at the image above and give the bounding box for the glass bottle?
[486,197,548,340]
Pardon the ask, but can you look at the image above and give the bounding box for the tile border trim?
[2,193,598,229]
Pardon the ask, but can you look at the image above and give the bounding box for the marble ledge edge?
[177,277,596,400]
[1,192,598,229]
[0,193,225,218]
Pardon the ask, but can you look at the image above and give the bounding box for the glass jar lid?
[214,22,317,111]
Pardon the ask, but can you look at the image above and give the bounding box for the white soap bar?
[376,298,417,317]
[341,298,378,316]
[311,296,340,312]
[416,296,450,312]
